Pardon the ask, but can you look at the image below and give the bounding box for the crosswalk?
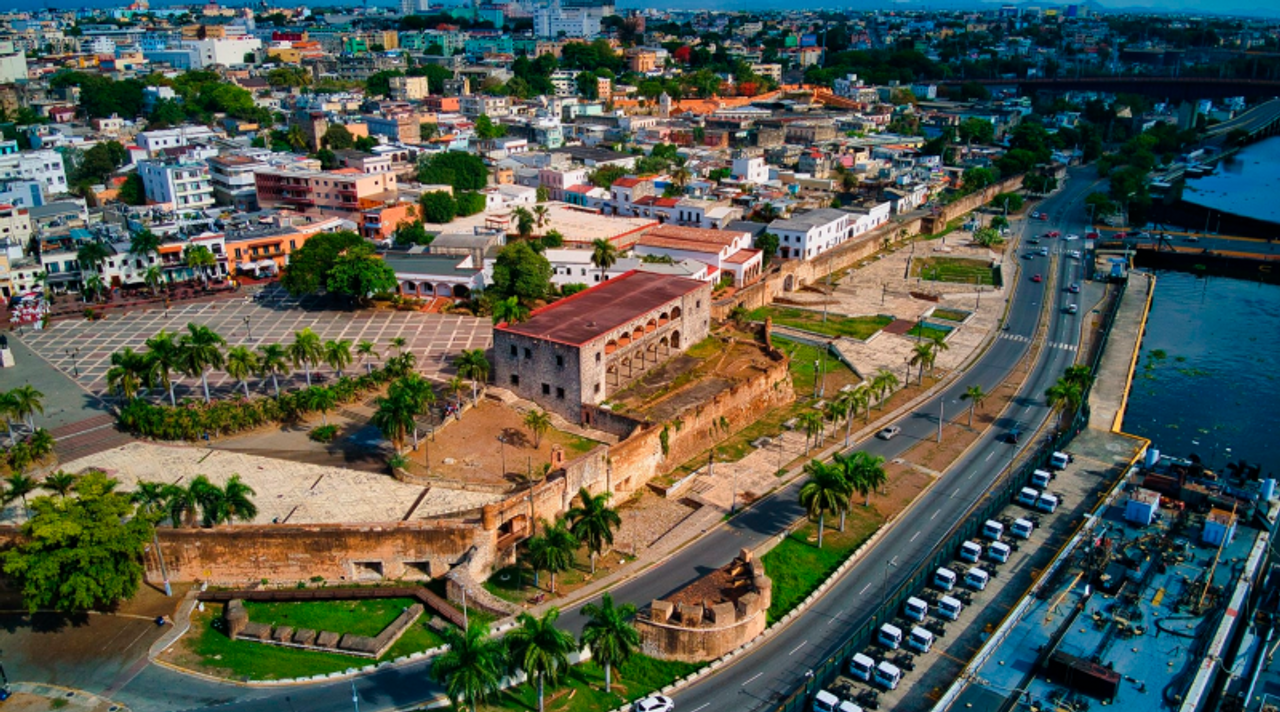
[999,332,1077,351]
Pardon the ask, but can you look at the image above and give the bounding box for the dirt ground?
[615,338,777,421]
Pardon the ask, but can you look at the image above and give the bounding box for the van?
[849,653,875,681]
[987,541,1012,563]
[874,661,903,690]
[965,567,989,591]
[959,541,983,563]
[1031,469,1052,488]
[907,626,934,653]
[1017,487,1040,507]
[904,596,928,622]
[938,595,963,620]
[816,690,861,712]
[1011,518,1035,539]
[1050,451,1071,470]
[982,520,1004,540]
[878,623,903,650]
[1036,493,1059,513]
[934,567,957,591]
[838,701,862,712]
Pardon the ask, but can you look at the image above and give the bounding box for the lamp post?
[243,315,253,341]
[882,558,898,610]
[65,347,79,377]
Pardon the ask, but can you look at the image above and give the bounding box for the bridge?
[935,75,1280,101]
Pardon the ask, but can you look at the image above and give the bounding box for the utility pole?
[938,399,944,443]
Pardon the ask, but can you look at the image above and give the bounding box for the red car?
[1031,274,1043,283]
[1048,231,1061,238]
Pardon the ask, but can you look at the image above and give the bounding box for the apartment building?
[207,154,265,211]
[254,166,398,216]
[137,126,219,155]
[0,144,67,199]
[459,94,511,118]
[138,160,215,214]
[768,208,856,260]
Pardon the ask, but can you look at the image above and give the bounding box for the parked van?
[878,623,903,650]
[982,520,1004,540]
[1036,493,1059,513]
[907,626,935,653]
[937,595,963,620]
[1050,451,1071,470]
[1017,487,1040,507]
[849,653,875,681]
[904,596,928,622]
[1011,518,1035,539]
[987,541,1012,563]
[959,541,983,563]
[965,567,990,591]
[1031,469,1052,488]
[874,661,903,690]
[934,567,958,591]
[814,690,841,712]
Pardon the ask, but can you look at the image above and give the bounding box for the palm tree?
[910,342,934,385]
[590,238,619,284]
[0,390,17,443]
[183,244,216,287]
[288,328,324,386]
[322,339,353,378]
[834,389,860,446]
[430,621,506,712]
[566,487,620,574]
[306,386,338,426]
[872,368,900,408]
[107,347,147,403]
[222,474,258,522]
[356,340,380,375]
[76,241,109,279]
[144,265,164,296]
[493,295,529,325]
[145,330,182,406]
[256,344,291,397]
[961,385,988,427]
[189,475,236,527]
[513,206,535,239]
[84,274,105,302]
[161,483,197,527]
[523,409,552,448]
[4,473,37,519]
[580,593,640,692]
[1064,364,1093,390]
[178,323,226,403]
[672,164,692,190]
[454,349,490,404]
[10,385,44,432]
[447,376,466,408]
[225,346,259,398]
[28,429,54,461]
[505,608,577,712]
[928,333,949,376]
[130,228,160,259]
[852,386,873,424]
[843,450,887,507]
[286,124,307,151]
[1045,377,1083,419]
[532,204,550,233]
[388,336,408,355]
[371,392,415,453]
[798,460,851,549]
[824,400,846,442]
[41,471,77,498]
[531,517,577,594]
[798,410,824,455]
[132,480,173,591]
[389,376,435,451]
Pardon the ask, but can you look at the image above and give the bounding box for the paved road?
[115,169,1100,712]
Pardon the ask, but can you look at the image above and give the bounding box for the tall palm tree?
[672,164,692,189]
[132,480,173,591]
[28,428,54,461]
[910,342,934,385]
[454,349,490,404]
[798,459,851,549]
[145,330,182,406]
[961,385,988,427]
[225,346,259,398]
[84,274,105,302]
[161,483,197,527]
[531,204,550,232]
[513,206,535,240]
[41,471,77,498]
[823,400,846,442]
[371,392,415,453]
[566,487,620,574]
[356,340,380,375]
[306,386,338,426]
[928,333,949,376]
[4,473,37,519]
[1064,364,1094,390]
[872,368,900,408]
[288,328,324,387]
[590,238,619,284]
[144,265,164,296]
[256,344,291,397]
[798,410,824,455]
[447,376,466,408]
[286,124,307,151]
[493,296,529,325]
[580,593,639,692]
[183,244,216,287]
[189,475,228,527]
[852,386,873,424]
[1045,378,1083,419]
[322,339,353,378]
[9,385,44,432]
[533,517,577,594]
[222,474,258,522]
[841,450,887,507]
[430,621,506,712]
[505,608,577,712]
[388,336,407,355]
[388,375,436,450]
[834,389,859,447]
[107,347,147,403]
[0,390,17,443]
[76,241,109,280]
[179,323,226,403]
[523,409,552,448]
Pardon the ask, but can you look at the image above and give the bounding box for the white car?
[1064,304,1079,314]
[1064,234,1080,241]
[634,695,675,712]
[1067,250,1081,259]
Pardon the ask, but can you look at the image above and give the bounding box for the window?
[510,374,519,386]
[524,347,532,359]
[541,383,550,395]
[696,300,701,309]
[555,355,564,368]
[595,352,601,363]
[509,344,517,357]
[556,387,565,400]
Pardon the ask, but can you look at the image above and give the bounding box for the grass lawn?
[243,598,412,637]
[481,655,700,712]
[750,307,891,341]
[762,512,881,624]
[931,308,970,323]
[484,549,637,605]
[906,323,952,341]
[549,429,602,456]
[911,256,995,286]
[772,337,848,396]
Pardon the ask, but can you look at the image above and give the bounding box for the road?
[115,168,1100,712]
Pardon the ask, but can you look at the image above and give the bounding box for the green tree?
[1044,377,1083,418]
[394,220,433,247]
[77,241,109,274]
[144,265,164,296]
[322,124,354,150]
[322,339,353,378]
[566,487,620,574]
[129,229,160,259]
[288,327,324,387]
[356,340,380,375]
[590,238,619,284]
[798,459,851,549]
[372,391,415,453]
[513,206,535,239]
[430,621,506,712]
[3,471,152,613]
[4,473,37,518]
[365,69,404,99]
[993,192,1024,213]
[493,295,530,325]
[281,231,366,297]
[455,191,485,216]
[798,410,824,455]
[183,244,216,286]
[107,347,147,403]
[474,114,507,140]
[41,471,77,499]
[454,349,490,404]
[225,346,259,398]
[326,246,397,302]
[589,164,627,189]
[957,117,995,145]
[315,149,339,170]
[962,167,996,192]
[754,232,779,266]
[305,386,338,426]
[117,173,145,205]
[523,409,552,447]
[417,151,489,192]
[144,330,182,406]
[419,190,458,224]
[973,227,1003,247]
[530,518,577,594]
[580,593,640,692]
[9,385,44,432]
[910,342,934,384]
[505,608,578,712]
[178,323,226,403]
[540,229,564,250]
[960,384,988,427]
[491,241,552,304]
[256,344,291,397]
[840,450,886,508]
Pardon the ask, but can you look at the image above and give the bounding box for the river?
[1182,136,1280,226]
[1122,270,1280,477]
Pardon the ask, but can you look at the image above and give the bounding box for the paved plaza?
[17,285,492,400]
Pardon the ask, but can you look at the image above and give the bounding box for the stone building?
[493,271,712,423]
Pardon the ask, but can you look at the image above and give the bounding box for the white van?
[815,690,861,712]
[937,595,963,620]
[982,520,1004,540]
[849,653,875,681]
[907,626,934,653]
[1017,487,1041,507]
[1050,451,1071,470]
[904,596,928,622]
[959,541,983,563]
[1011,518,1035,539]
[987,541,1012,563]
[965,567,990,591]
[934,567,957,591]
[874,661,903,690]
[1031,469,1052,488]
[878,623,903,650]
[1036,493,1059,513]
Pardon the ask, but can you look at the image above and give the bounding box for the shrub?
[309,424,339,442]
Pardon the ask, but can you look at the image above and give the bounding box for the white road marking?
[910,531,920,542]
[827,609,845,626]
[790,641,808,656]
[931,509,940,520]
[953,487,961,496]
[986,451,995,462]
[859,582,873,595]
[691,705,710,712]
[743,672,764,686]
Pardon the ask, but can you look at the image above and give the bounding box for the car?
[1068,282,1081,293]
[1038,213,1050,221]
[877,425,902,440]
[634,695,675,712]
[1048,231,1061,238]
[1186,236,1200,243]
[1022,252,1035,260]
[1086,231,1100,240]
[1064,234,1079,241]
[1005,428,1022,444]
[1067,250,1081,259]
[1064,304,1079,314]
[1027,237,1040,244]
[1031,274,1043,282]
[1030,211,1043,219]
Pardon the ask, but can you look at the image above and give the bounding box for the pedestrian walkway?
[997,332,1078,352]
[5,683,128,712]
[49,414,136,463]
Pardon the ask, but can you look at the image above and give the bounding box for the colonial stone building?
[493,271,712,423]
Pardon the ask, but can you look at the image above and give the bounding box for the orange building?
[225,217,350,278]
[254,166,398,217]
[360,202,419,241]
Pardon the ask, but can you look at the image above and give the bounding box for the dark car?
[1005,428,1021,444]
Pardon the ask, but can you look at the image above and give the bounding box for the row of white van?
[1016,486,1059,513]
[934,564,990,592]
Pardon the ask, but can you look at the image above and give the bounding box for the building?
[0,146,67,200]
[389,75,429,102]
[254,166,398,217]
[493,271,712,423]
[359,201,420,241]
[184,34,261,69]
[207,154,265,211]
[626,49,657,73]
[634,225,763,286]
[383,253,484,301]
[365,111,422,144]
[137,160,215,215]
[137,125,218,155]
[0,204,31,247]
[0,41,28,84]
[731,155,769,185]
[768,208,856,260]
[534,1,603,39]
[459,95,511,118]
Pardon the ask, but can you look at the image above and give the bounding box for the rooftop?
[645,224,747,247]
[769,207,850,231]
[497,271,706,347]
[382,254,480,278]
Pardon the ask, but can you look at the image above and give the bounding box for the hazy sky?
[618,0,1279,16]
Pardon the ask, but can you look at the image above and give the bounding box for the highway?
[119,169,1100,712]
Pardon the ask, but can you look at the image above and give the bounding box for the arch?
[452,284,471,298]
[605,339,619,355]
[618,334,632,348]
[632,327,644,341]
[671,306,683,319]
[645,318,657,333]
[401,281,417,295]
[659,311,670,326]
[670,330,682,350]
[437,283,452,297]
[783,274,795,292]
[659,336,670,348]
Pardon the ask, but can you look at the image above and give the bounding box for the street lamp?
[882,558,898,610]
[65,347,79,377]
[243,315,253,341]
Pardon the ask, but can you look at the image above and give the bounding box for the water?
[1182,136,1280,225]
[1122,270,1280,478]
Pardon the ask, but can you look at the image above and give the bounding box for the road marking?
[827,609,845,626]
[859,582,873,595]
[691,705,710,712]
[910,531,920,542]
[931,509,940,520]
[790,641,808,656]
[953,487,961,497]
[890,556,899,566]
[743,672,764,686]
[986,451,995,462]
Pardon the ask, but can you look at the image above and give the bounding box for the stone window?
[524,347,532,359]
[555,354,564,368]
[556,387,565,399]
[596,352,602,363]
[542,383,551,395]
[595,383,601,394]
[510,374,519,386]
[510,344,517,357]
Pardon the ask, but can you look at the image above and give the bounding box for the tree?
[289,327,324,387]
[372,392,415,453]
[973,227,1003,247]
[1063,364,1093,391]
[990,215,1010,230]
[183,244,216,286]
[117,173,145,205]
[3,471,152,613]
[322,124,354,150]
[365,69,404,99]
[505,608,577,712]
[356,340,380,375]
[590,238,619,284]
[315,149,339,170]
[540,229,564,250]
[419,190,458,224]
[454,349,490,404]
[589,165,627,189]
[417,151,490,192]
[0,390,16,443]
[523,409,552,447]
[281,231,366,297]
[456,191,486,216]
[256,344,291,397]
[77,241,109,275]
[754,232,779,266]
[491,241,552,304]
[41,471,77,499]
[910,342,934,384]
[534,518,577,594]
[322,339,353,378]
[1084,192,1117,219]
[872,368,899,409]
[326,245,398,302]
[798,410,824,455]
[144,330,182,406]
[106,347,146,403]
[928,333,949,376]
[306,386,338,426]
[798,460,851,549]
[161,483,197,528]
[474,114,507,140]
[431,621,506,712]
[566,487,620,574]
[580,593,640,692]
[189,474,257,526]
[962,167,996,192]
[286,125,308,151]
[388,375,435,451]
[395,220,433,247]
[994,192,1024,213]
[1044,377,1083,418]
[144,265,164,296]
[958,117,995,145]
[10,385,44,432]
[4,473,37,519]
[841,450,886,508]
[178,323,226,403]
[225,346,259,398]
[960,385,988,427]
[493,296,530,326]
[513,206,536,239]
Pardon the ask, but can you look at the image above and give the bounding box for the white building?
[542,247,636,287]
[634,224,763,286]
[0,204,32,247]
[137,126,219,156]
[137,160,215,214]
[0,41,28,84]
[0,146,67,199]
[459,95,511,118]
[207,154,266,211]
[534,1,602,39]
[731,155,769,185]
[768,208,857,260]
[480,184,537,211]
[183,35,261,69]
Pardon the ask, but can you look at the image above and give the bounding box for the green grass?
[906,324,951,341]
[482,655,700,712]
[243,598,414,637]
[750,307,891,341]
[761,515,879,624]
[931,308,970,323]
[551,430,602,456]
[684,336,722,359]
[484,563,537,603]
[772,337,847,395]
[911,256,996,286]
